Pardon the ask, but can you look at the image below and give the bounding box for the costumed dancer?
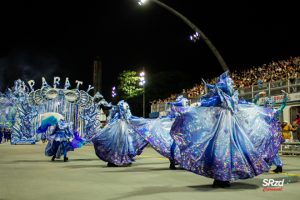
[37,112,84,162]
[3,128,9,143]
[0,127,3,144]
[253,90,288,173]
[80,92,112,142]
[92,100,148,167]
[170,71,282,188]
[133,95,190,169]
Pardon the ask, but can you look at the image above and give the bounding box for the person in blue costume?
[3,128,10,143]
[37,115,83,162]
[0,127,3,144]
[133,95,190,170]
[170,71,282,188]
[253,90,288,173]
[92,100,148,167]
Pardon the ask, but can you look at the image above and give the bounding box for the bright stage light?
[138,0,148,6]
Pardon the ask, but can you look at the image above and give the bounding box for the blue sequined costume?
[133,96,189,164]
[37,117,79,160]
[92,100,148,166]
[45,121,73,159]
[0,129,3,144]
[170,71,282,181]
[255,92,288,169]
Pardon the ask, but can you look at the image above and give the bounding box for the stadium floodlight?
[139,70,146,117]
[190,32,200,42]
[138,0,148,6]
[112,86,117,98]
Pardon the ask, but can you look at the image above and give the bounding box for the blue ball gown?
[92,100,148,166]
[170,71,282,181]
[133,96,190,164]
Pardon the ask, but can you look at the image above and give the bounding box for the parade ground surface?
[1,143,300,200]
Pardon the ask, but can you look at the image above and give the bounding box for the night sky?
[0,0,299,102]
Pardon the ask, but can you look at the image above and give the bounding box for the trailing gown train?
[133,96,189,165]
[170,71,282,181]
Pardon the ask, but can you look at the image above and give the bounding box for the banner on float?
[258,92,300,104]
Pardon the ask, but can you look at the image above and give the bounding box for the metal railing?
[279,142,300,156]
[239,78,300,100]
[151,78,300,113]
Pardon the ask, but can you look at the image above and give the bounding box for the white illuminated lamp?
[112,86,117,97]
[138,0,148,6]
[139,70,146,117]
[190,32,200,42]
[139,72,146,86]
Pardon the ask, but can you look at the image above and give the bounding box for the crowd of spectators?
[282,115,300,142]
[152,56,300,104]
[232,56,300,90]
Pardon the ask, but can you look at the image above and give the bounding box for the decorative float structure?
[0,77,111,144]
